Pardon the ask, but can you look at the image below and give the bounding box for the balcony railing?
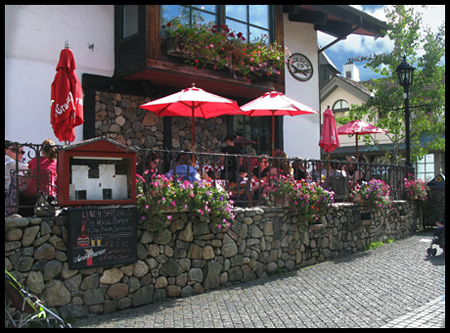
[5,141,414,215]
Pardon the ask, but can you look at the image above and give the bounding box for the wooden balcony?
[114,5,285,100]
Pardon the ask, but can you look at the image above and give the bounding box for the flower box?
[275,195,290,207]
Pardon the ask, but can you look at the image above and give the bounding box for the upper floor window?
[161,5,273,42]
[333,99,349,113]
[161,5,218,27]
[121,5,139,40]
[225,5,271,42]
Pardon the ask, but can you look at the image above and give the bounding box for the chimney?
[343,61,360,82]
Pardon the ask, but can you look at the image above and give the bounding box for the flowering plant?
[290,180,334,226]
[404,175,429,201]
[263,175,334,228]
[136,172,234,233]
[162,19,287,82]
[348,178,391,212]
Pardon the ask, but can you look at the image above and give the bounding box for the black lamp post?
[395,55,415,168]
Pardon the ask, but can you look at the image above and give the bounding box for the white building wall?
[6,7,322,161]
[283,16,321,160]
[5,5,114,146]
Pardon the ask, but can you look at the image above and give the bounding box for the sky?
[317,5,445,81]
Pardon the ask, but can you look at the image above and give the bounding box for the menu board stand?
[67,205,137,269]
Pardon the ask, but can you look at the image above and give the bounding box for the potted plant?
[348,178,391,213]
[290,180,334,228]
[263,175,334,229]
[136,172,235,233]
[262,174,295,207]
[403,175,429,210]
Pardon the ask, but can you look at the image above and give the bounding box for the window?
[161,5,273,42]
[333,100,349,113]
[121,5,138,40]
[225,5,271,42]
[414,153,435,182]
[233,115,272,154]
[161,5,218,28]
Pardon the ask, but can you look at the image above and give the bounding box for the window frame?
[160,5,275,43]
[332,99,350,113]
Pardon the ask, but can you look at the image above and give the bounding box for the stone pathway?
[74,230,445,328]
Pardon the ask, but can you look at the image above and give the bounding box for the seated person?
[252,155,270,200]
[327,161,346,178]
[5,141,28,193]
[220,135,242,182]
[20,139,58,216]
[291,156,310,181]
[342,156,365,184]
[310,160,327,182]
[269,150,290,177]
[136,152,160,181]
[238,167,248,184]
[166,153,201,183]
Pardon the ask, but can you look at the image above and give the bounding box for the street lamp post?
[395,55,415,168]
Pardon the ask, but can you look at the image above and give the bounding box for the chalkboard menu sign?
[68,205,137,269]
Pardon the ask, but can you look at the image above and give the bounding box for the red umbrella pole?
[191,107,196,164]
[355,134,359,161]
[271,111,275,156]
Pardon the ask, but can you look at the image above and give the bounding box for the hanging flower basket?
[161,20,287,83]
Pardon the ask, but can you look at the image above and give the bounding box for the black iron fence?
[5,141,414,215]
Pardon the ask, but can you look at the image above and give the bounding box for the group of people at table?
[6,135,366,215]
[136,135,365,202]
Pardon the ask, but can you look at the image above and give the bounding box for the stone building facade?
[5,201,421,320]
[94,91,228,154]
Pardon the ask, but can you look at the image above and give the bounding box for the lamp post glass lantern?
[396,55,415,168]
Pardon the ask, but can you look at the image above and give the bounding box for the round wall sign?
[288,53,313,81]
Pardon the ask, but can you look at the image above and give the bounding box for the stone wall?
[94,91,228,152]
[4,201,421,320]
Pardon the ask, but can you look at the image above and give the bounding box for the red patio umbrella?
[139,83,242,152]
[319,107,340,158]
[337,118,388,161]
[240,89,318,156]
[51,46,84,143]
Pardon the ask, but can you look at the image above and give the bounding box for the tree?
[340,5,445,165]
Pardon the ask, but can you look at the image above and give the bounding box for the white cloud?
[319,5,444,58]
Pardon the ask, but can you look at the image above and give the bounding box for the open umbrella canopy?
[337,118,388,136]
[51,47,84,143]
[139,83,242,150]
[319,108,340,154]
[240,89,318,155]
[337,118,388,160]
[240,90,317,116]
[139,83,242,119]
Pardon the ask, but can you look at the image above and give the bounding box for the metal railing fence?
[5,141,414,214]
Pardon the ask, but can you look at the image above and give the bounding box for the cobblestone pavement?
[74,230,445,328]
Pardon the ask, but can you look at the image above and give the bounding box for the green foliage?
[349,5,445,164]
[162,19,287,82]
[262,175,334,227]
[348,178,391,213]
[136,173,235,233]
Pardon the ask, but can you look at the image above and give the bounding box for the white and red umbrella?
[51,46,84,143]
[139,83,242,151]
[319,107,340,157]
[240,89,318,156]
[337,118,388,160]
